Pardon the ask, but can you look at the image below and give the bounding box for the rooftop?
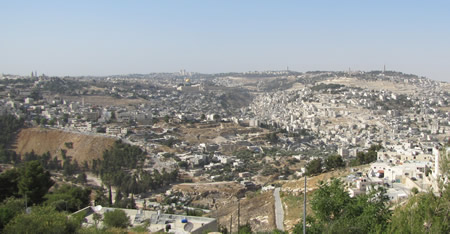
[74,206,217,234]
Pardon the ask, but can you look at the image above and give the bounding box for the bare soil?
[14,127,116,163]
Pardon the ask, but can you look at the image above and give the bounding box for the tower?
[433,147,440,178]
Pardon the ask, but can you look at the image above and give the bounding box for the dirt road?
[274,187,285,231]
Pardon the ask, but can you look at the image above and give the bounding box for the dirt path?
[274,187,285,231]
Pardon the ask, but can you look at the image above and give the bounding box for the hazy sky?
[1,0,449,81]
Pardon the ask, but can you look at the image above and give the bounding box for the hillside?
[279,165,369,231]
[14,127,116,164]
[210,191,276,233]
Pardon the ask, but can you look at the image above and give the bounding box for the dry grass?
[280,191,313,231]
[15,127,116,163]
[209,191,276,233]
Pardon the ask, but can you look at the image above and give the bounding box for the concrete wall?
[403,177,422,192]
[192,220,218,234]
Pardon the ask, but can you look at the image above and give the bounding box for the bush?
[103,209,130,229]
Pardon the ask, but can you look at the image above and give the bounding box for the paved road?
[274,188,285,231]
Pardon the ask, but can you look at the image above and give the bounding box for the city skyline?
[1,0,449,82]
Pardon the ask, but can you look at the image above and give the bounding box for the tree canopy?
[44,185,91,213]
[18,160,54,205]
[3,206,80,234]
[0,114,24,164]
[324,155,345,171]
[350,144,383,166]
[103,209,130,229]
[306,158,322,175]
[0,198,26,232]
[0,168,21,202]
[294,178,391,234]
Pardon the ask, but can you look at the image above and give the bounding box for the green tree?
[388,189,449,233]
[0,198,26,232]
[351,144,383,166]
[0,115,24,164]
[324,155,345,171]
[238,223,252,234]
[178,161,189,170]
[76,173,88,184]
[18,161,54,205]
[0,168,21,202]
[3,206,80,234]
[310,179,352,222]
[92,213,102,227]
[103,209,130,229]
[48,117,56,126]
[306,158,322,175]
[295,178,391,234]
[164,115,170,123]
[266,132,279,144]
[44,184,91,212]
[93,189,109,207]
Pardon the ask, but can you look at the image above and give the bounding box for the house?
[73,206,217,234]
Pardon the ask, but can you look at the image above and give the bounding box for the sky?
[0,0,449,82]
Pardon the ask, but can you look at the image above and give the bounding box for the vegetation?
[18,160,54,205]
[42,77,87,95]
[311,83,346,93]
[350,144,383,166]
[238,223,253,234]
[4,206,80,234]
[294,152,450,234]
[294,178,391,234]
[0,115,24,164]
[305,158,322,175]
[266,132,279,144]
[65,142,74,149]
[92,140,179,202]
[0,169,21,203]
[388,189,449,233]
[324,154,345,171]
[103,209,130,229]
[44,185,91,212]
[0,198,26,231]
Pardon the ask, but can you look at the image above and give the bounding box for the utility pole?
[303,175,307,234]
[237,199,241,233]
[230,214,232,234]
[215,204,218,224]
